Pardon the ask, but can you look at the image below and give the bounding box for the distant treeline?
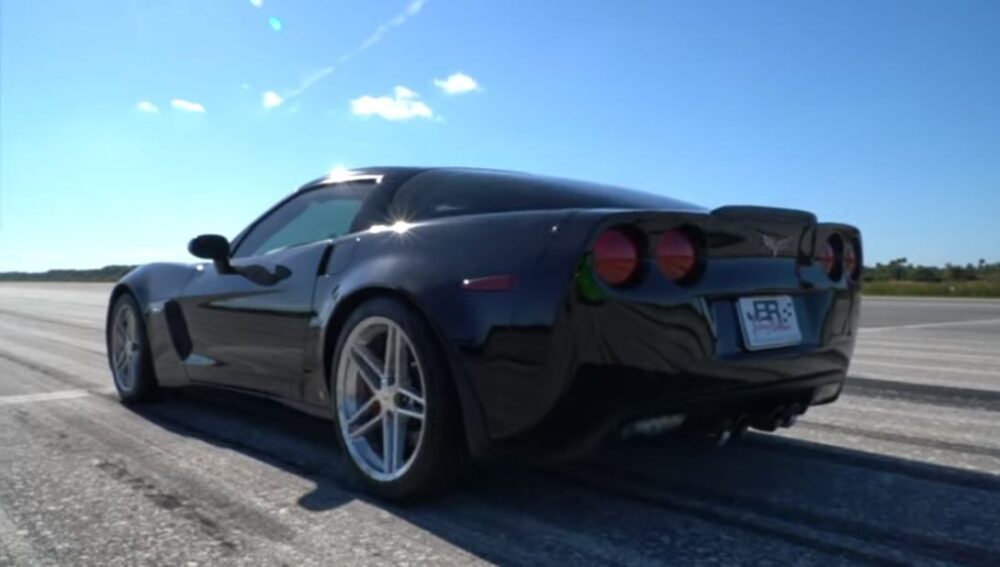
[0,265,137,282]
[863,258,1000,283]
[862,258,1000,297]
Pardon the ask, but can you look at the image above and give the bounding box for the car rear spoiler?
[711,205,817,226]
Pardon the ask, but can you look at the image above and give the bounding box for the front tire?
[107,293,159,403]
[330,297,461,500]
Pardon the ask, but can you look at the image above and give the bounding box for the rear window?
[389,169,700,221]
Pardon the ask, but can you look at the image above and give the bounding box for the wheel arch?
[107,263,199,389]
[321,285,492,457]
[106,283,143,338]
[106,282,163,401]
[105,269,169,354]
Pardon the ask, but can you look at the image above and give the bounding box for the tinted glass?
[390,169,701,221]
[233,183,372,258]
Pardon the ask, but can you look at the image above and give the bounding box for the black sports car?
[106,167,862,499]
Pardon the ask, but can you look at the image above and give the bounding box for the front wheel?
[107,293,159,403]
[330,297,461,500]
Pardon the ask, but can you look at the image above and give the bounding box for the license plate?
[737,296,802,350]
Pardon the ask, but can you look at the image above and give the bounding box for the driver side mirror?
[188,234,233,273]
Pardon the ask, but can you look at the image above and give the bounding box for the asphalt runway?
[1,283,998,566]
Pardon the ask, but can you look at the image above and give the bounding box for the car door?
[179,181,376,396]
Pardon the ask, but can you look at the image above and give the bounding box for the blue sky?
[1,0,998,271]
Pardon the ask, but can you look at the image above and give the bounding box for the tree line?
[0,265,137,282]
[863,258,1000,283]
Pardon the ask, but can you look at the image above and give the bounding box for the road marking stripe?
[851,359,1000,377]
[857,338,1000,353]
[833,395,1000,424]
[0,389,91,406]
[854,347,1000,365]
[860,317,1000,333]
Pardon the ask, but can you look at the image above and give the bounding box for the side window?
[390,171,688,221]
[390,174,494,220]
[232,183,372,259]
[390,171,574,221]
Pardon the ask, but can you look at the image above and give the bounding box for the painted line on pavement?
[851,359,1000,377]
[860,317,1000,333]
[0,389,92,407]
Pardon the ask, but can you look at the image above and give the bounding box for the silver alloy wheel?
[335,316,428,482]
[110,301,141,394]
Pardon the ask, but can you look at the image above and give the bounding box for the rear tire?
[107,293,159,403]
[329,297,462,500]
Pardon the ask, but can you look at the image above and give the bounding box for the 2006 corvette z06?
[106,167,862,499]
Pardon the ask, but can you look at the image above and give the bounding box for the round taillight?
[592,228,639,285]
[656,229,698,281]
[819,241,836,275]
[819,236,842,279]
[843,240,859,279]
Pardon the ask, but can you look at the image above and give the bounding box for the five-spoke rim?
[335,316,427,482]
[110,302,141,393]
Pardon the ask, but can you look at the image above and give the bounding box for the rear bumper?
[487,368,846,460]
[458,285,860,458]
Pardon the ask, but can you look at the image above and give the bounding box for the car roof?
[295,166,428,193]
[297,166,702,212]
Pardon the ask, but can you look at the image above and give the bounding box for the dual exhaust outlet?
[620,403,805,444]
[712,403,804,446]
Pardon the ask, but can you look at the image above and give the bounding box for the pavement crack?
[0,307,102,332]
[561,461,1000,566]
[92,457,240,553]
[0,350,94,389]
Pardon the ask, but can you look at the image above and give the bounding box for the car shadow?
[126,386,1000,566]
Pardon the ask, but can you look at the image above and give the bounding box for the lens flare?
[328,165,354,181]
[268,17,283,31]
[369,221,413,234]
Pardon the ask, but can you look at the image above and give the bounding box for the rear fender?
[308,210,574,456]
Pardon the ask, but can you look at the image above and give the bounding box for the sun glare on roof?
[369,220,413,234]
[325,165,384,185]
[327,165,355,182]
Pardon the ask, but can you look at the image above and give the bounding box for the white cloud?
[249,0,263,7]
[262,90,284,109]
[284,0,429,100]
[433,72,480,95]
[351,86,433,121]
[136,101,159,113]
[395,86,418,98]
[170,98,206,113]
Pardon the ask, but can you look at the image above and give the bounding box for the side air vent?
[164,300,193,359]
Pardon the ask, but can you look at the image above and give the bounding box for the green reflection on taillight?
[575,255,604,303]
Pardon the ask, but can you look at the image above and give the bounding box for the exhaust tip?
[732,414,751,439]
[751,406,786,432]
[621,414,686,439]
[713,428,733,447]
[780,403,803,428]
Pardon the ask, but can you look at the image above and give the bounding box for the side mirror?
[188,234,233,273]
